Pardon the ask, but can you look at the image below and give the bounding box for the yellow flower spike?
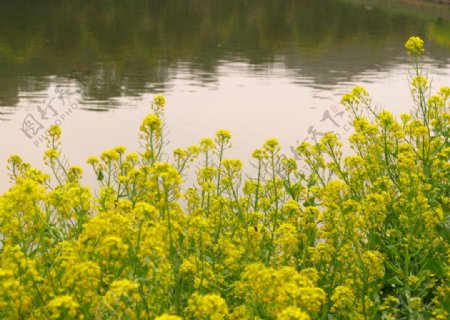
[100,148,120,162]
[216,129,232,144]
[432,309,449,320]
[296,141,311,156]
[352,85,369,98]
[133,202,158,221]
[340,93,356,111]
[341,86,369,106]
[320,132,342,148]
[7,154,23,166]
[296,287,326,312]
[299,268,319,285]
[198,167,217,180]
[428,95,445,110]
[400,113,412,124]
[173,148,187,159]
[438,86,450,100]
[200,137,215,151]
[67,166,83,182]
[411,75,428,90]
[274,223,298,258]
[377,110,396,128]
[277,306,311,320]
[46,295,80,319]
[115,146,126,155]
[221,159,243,172]
[187,144,201,155]
[252,148,267,160]
[282,199,301,214]
[361,250,385,283]
[153,95,166,107]
[116,199,133,212]
[155,314,182,320]
[140,114,162,133]
[236,263,325,317]
[282,157,298,173]
[408,297,424,312]
[405,36,425,55]
[96,186,117,210]
[331,286,354,311]
[151,162,182,189]
[86,156,99,165]
[263,138,281,153]
[186,292,229,320]
[47,124,62,139]
[125,152,139,164]
[45,148,60,159]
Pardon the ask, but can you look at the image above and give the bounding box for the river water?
[0,0,449,192]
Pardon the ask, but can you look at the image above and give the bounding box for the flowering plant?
[0,37,448,320]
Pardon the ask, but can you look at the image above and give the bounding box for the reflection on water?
[0,0,449,191]
[0,0,449,111]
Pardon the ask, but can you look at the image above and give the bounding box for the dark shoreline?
[346,0,450,20]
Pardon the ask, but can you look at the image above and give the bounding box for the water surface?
[0,0,449,191]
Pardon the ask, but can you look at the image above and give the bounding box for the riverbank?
[347,0,450,20]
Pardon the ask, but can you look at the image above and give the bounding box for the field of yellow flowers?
[0,37,448,320]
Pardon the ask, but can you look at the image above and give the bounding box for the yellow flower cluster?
[405,35,425,55]
[0,37,448,319]
[236,263,325,317]
[186,293,228,320]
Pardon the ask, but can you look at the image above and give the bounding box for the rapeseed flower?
[405,36,425,55]
[0,36,447,320]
